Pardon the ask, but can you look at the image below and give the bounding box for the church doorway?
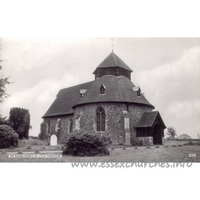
[153,123,162,145]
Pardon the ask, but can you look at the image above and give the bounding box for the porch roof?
[135,111,166,128]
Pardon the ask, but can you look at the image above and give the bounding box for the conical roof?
[73,75,154,108]
[93,52,133,74]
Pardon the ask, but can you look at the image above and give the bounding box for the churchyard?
[0,138,200,162]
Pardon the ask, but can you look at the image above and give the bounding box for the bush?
[18,138,44,147]
[62,130,111,146]
[132,138,142,146]
[62,131,110,156]
[132,137,152,146]
[0,125,19,148]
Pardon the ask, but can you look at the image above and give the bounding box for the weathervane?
[111,38,114,52]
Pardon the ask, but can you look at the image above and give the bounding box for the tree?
[0,66,11,124]
[0,65,11,103]
[0,60,12,123]
[0,116,9,125]
[0,125,19,148]
[179,134,191,140]
[166,126,177,138]
[9,108,30,139]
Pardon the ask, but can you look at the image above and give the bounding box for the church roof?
[73,75,154,108]
[43,52,155,118]
[93,52,133,74]
[135,111,166,128]
[43,81,94,118]
[43,75,154,118]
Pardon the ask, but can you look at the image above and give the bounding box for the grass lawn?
[0,139,199,162]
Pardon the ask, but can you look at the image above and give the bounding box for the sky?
[1,37,200,138]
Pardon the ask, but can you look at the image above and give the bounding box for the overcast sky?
[1,37,200,138]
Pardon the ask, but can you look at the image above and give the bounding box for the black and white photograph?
[1,37,200,162]
[0,1,199,200]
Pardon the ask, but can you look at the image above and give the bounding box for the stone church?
[40,52,166,145]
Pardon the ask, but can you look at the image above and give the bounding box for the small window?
[126,105,129,112]
[69,118,73,133]
[80,89,87,97]
[46,120,50,135]
[133,86,141,96]
[100,85,106,94]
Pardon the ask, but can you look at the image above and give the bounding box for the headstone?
[50,134,57,146]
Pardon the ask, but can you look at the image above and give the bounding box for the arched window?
[96,106,105,131]
[46,120,50,135]
[69,118,73,133]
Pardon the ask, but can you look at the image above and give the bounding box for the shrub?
[62,131,110,156]
[0,125,19,148]
[61,130,112,146]
[132,138,143,146]
[132,137,152,146]
[18,138,44,147]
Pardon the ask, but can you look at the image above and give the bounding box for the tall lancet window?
[96,106,105,131]
[46,120,50,135]
[69,118,73,133]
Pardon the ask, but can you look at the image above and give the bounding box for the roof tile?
[93,52,133,73]
[43,81,94,117]
[74,75,154,108]
[135,111,166,128]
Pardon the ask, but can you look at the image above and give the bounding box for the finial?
[111,38,114,52]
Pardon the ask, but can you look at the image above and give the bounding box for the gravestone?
[50,134,57,146]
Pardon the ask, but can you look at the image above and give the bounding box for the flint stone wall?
[42,115,73,143]
[41,103,152,145]
[74,103,152,145]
